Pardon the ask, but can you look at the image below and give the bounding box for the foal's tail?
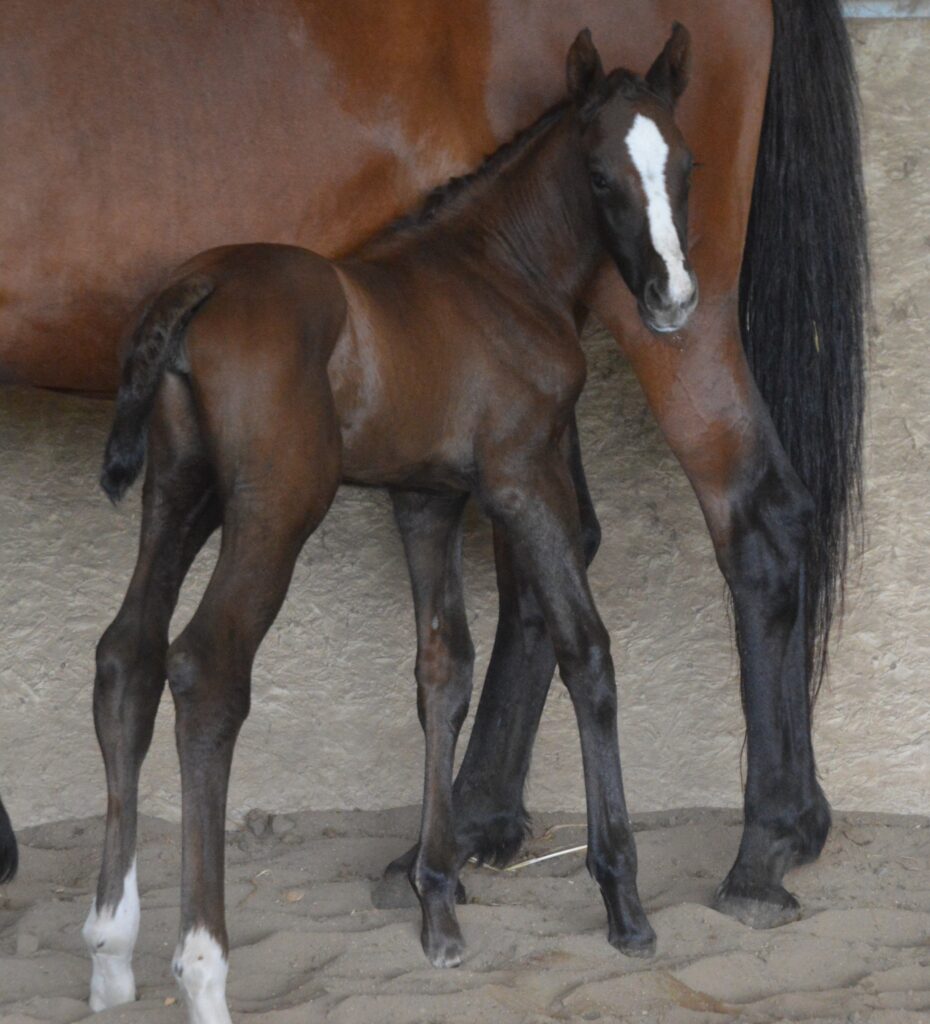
[0,795,17,884]
[100,277,214,503]
[739,0,869,699]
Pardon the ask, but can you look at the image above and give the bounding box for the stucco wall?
[0,19,927,829]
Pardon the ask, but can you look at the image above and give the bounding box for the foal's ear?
[645,22,691,106]
[566,28,605,102]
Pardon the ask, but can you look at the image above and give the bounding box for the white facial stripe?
[625,114,692,304]
[83,858,140,1011]
[173,926,232,1024]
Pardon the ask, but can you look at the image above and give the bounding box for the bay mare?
[0,0,866,997]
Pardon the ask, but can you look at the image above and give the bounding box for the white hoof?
[173,926,232,1024]
[82,860,139,1011]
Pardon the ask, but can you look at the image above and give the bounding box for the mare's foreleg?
[85,378,219,1011]
[603,298,829,927]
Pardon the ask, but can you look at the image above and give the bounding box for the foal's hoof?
[371,854,466,910]
[713,880,801,929]
[424,930,465,969]
[609,924,657,959]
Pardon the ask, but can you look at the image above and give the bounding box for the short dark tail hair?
[739,0,869,702]
[100,277,214,503]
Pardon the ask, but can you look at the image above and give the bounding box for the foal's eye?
[590,172,610,192]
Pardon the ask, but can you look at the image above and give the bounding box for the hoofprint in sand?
[1,808,928,1024]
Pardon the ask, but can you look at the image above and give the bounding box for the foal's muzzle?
[640,271,699,334]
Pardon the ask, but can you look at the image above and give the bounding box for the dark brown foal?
[86,28,696,1021]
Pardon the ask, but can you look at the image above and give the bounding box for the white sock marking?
[83,858,139,1011]
[625,114,693,304]
[173,926,232,1024]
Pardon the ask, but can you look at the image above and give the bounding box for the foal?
[85,27,697,1021]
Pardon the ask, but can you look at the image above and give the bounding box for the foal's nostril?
[644,278,663,310]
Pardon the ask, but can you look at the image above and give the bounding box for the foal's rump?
[100,244,347,503]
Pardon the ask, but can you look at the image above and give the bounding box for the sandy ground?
[1,808,928,1024]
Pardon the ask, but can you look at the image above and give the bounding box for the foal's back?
[179,239,586,493]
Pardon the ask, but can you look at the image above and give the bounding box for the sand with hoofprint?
[1,807,928,1023]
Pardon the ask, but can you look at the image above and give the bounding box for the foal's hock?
[86,27,696,1023]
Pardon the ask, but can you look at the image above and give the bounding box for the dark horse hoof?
[0,798,17,885]
[713,880,801,929]
[610,926,657,959]
[371,848,467,910]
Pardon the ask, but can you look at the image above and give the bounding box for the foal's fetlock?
[590,854,655,958]
[419,898,465,969]
[172,926,232,1024]
[83,861,140,1011]
[413,865,465,968]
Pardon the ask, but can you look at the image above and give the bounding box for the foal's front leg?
[379,417,600,894]
[481,452,655,956]
[392,490,474,967]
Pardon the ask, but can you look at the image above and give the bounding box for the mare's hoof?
[610,925,657,959]
[713,881,801,929]
[371,857,466,910]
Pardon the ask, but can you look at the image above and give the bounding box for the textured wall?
[0,20,927,828]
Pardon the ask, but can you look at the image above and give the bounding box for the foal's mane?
[361,99,571,253]
[360,69,651,255]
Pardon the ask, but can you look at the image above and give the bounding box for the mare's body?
[1,0,867,963]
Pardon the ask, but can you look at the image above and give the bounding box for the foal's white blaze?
[173,926,232,1024]
[625,113,693,305]
[82,858,139,1011]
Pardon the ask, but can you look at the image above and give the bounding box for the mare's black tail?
[100,277,214,503]
[739,0,869,700]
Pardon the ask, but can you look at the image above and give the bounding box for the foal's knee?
[94,623,162,724]
[167,636,250,738]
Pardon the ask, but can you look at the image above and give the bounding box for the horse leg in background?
[391,490,474,966]
[84,376,220,1011]
[481,451,654,956]
[376,417,600,905]
[454,416,602,861]
[599,295,829,927]
[166,388,339,1022]
[0,796,17,885]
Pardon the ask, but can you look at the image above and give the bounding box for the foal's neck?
[464,114,601,309]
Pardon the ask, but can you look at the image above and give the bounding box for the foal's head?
[568,25,698,334]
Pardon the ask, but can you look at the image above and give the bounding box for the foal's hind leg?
[167,451,338,1021]
[85,377,219,1011]
[391,490,473,966]
[481,452,654,956]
